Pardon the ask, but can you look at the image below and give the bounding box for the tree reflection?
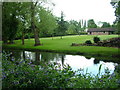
[93,59,100,64]
[85,56,91,59]
[34,52,40,65]
[23,51,25,61]
[59,54,65,66]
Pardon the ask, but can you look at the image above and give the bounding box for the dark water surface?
[3,49,118,76]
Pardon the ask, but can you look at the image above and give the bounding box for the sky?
[51,0,116,25]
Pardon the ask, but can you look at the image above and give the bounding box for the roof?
[87,28,115,32]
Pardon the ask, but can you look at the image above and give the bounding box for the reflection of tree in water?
[93,59,100,64]
[3,50,66,67]
[34,52,40,65]
[39,52,66,66]
[41,52,60,62]
[85,56,91,59]
[23,51,25,61]
[59,54,65,66]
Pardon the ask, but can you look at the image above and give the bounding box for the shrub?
[93,37,100,43]
[85,40,92,44]
[79,32,88,35]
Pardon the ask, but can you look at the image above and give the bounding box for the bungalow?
[87,28,115,35]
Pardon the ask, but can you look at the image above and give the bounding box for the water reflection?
[94,59,100,64]
[3,50,118,76]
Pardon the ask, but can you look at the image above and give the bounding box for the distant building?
[87,28,115,35]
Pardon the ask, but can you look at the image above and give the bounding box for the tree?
[87,19,97,28]
[31,2,41,46]
[83,20,87,30]
[67,22,76,34]
[101,22,111,28]
[2,0,54,45]
[37,7,58,38]
[30,0,54,45]
[57,11,67,39]
[2,2,20,44]
[17,2,31,45]
[111,1,120,34]
[66,20,82,35]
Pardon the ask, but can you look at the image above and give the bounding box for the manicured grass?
[3,35,119,59]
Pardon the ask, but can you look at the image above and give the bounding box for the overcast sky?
[51,0,116,25]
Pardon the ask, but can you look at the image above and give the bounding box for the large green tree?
[31,2,41,46]
[57,11,68,39]
[17,2,31,45]
[37,7,58,38]
[30,0,54,45]
[87,19,97,28]
[2,2,20,44]
[111,1,120,34]
[67,22,76,34]
[101,22,111,28]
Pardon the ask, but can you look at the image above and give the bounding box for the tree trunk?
[31,2,41,46]
[22,31,24,45]
[34,28,41,46]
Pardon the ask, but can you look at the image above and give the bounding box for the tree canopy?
[87,19,97,28]
[111,1,120,34]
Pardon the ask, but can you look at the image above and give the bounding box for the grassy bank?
[3,35,120,60]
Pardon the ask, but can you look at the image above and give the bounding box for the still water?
[3,50,118,76]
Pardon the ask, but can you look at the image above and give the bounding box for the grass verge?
[2,35,120,62]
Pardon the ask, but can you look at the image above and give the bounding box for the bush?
[93,37,100,43]
[85,40,92,44]
[79,32,88,35]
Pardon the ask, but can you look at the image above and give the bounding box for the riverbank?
[2,35,120,61]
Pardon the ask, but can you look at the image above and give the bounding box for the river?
[2,49,119,76]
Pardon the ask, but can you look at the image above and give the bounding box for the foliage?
[37,7,58,37]
[85,40,92,44]
[111,1,120,34]
[57,12,68,39]
[87,19,97,28]
[66,22,77,35]
[96,37,120,48]
[79,32,88,35]
[2,51,120,88]
[2,1,56,45]
[2,2,20,44]
[66,20,87,35]
[101,22,111,28]
[93,37,100,43]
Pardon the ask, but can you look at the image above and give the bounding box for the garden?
[2,1,120,89]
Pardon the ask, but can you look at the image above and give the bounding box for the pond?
[3,49,119,76]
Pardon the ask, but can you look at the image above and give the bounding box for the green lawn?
[3,35,119,59]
